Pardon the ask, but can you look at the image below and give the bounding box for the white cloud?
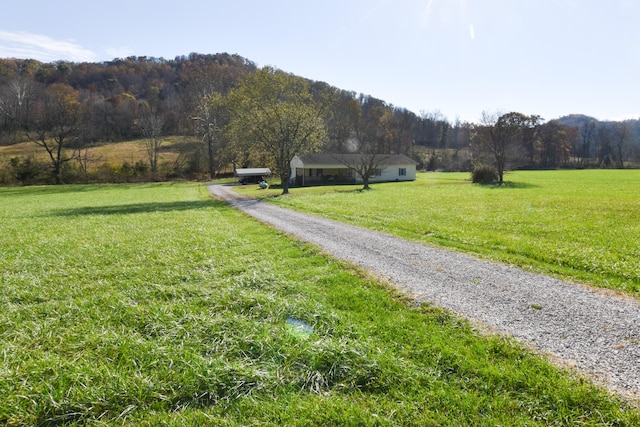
[0,30,97,62]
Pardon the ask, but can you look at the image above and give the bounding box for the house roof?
[296,153,417,166]
[234,168,271,177]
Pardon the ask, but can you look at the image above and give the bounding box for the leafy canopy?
[228,66,327,193]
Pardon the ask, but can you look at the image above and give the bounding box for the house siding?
[291,154,416,186]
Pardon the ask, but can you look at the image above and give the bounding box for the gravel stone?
[208,184,640,399]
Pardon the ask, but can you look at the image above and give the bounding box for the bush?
[8,156,49,185]
[471,165,499,184]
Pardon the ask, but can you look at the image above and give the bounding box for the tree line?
[0,53,638,186]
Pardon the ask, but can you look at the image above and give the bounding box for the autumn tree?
[228,67,327,194]
[25,83,84,184]
[473,111,529,184]
[520,114,543,166]
[538,120,576,168]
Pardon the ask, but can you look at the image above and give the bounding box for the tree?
[578,120,596,166]
[190,92,227,179]
[473,111,528,184]
[520,114,543,166]
[419,110,450,148]
[25,83,83,184]
[334,98,392,190]
[612,121,629,168]
[595,125,614,168]
[323,89,360,152]
[181,60,243,178]
[538,120,575,168]
[228,67,327,194]
[0,77,34,142]
[139,103,165,176]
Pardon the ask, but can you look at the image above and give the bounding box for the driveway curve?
[208,184,640,399]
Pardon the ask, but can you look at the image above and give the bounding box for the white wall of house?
[363,164,416,183]
[290,154,417,185]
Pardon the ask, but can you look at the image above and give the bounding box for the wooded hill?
[0,53,638,185]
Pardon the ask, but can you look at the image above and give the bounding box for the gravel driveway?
[208,184,640,399]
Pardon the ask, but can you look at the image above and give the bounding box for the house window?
[372,168,382,177]
[399,168,407,176]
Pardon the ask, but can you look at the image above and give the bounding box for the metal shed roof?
[234,168,272,177]
[296,154,417,166]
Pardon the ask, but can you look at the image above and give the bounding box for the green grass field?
[1,182,638,425]
[242,170,640,295]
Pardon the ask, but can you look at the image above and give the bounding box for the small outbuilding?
[234,167,271,184]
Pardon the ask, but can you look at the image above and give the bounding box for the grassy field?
[240,170,640,296]
[0,137,191,163]
[1,182,638,425]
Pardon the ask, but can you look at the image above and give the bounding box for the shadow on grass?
[480,181,540,189]
[50,199,228,217]
[0,184,106,197]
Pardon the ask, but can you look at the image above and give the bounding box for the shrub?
[471,164,499,184]
[8,156,49,185]
[93,162,120,183]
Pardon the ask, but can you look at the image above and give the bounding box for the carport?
[234,168,271,184]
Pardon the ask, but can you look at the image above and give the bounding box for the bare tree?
[191,92,226,179]
[0,78,34,141]
[595,125,613,168]
[578,120,596,166]
[334,99,392,190]
[139,104,165,176]
[333,152,390,190]
[182,63,238,179]
[25,83,83,184]
[612,121,629,168]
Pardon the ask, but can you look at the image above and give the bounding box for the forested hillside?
[0,53,638,185]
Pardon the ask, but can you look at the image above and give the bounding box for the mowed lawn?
[245,170,640,295]
[1,183,638,425]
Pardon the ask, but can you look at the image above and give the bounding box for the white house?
[290,153,417,186]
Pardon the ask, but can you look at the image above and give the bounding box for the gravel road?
[208,184,640,399]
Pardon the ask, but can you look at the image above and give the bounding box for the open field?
[239,170,640,296]
[0,137,199,165]
[1,183,638,425]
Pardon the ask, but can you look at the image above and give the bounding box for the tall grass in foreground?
[0,183,637,425]
[249,170,640,295]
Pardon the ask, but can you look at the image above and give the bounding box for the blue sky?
[1,0,638,123]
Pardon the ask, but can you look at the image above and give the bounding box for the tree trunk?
[207,135,215,179]
[281,185,289,194]
[280,173,289,194]
[362,177,370,190]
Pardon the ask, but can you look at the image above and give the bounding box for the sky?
[1,0,639,123]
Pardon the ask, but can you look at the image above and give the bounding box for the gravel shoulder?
[208,184,640,399]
